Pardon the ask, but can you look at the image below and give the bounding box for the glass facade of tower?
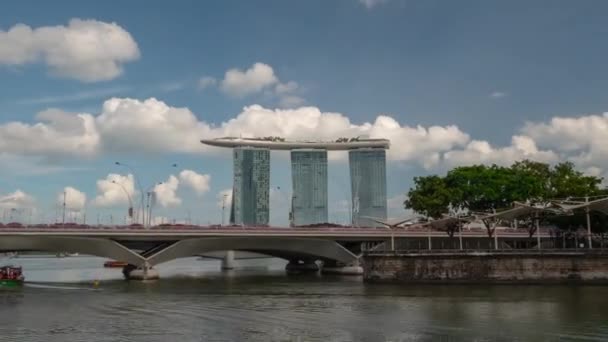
[291,150,328,226]
[231,147,270,225]
[349,148,387,227]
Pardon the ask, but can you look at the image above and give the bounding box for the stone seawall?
[363,251,608,283]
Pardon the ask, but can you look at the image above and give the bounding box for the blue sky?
[1,0,608,225]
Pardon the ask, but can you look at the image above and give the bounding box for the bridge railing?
[364,248,608,256]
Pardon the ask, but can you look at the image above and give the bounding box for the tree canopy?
[405,161,605,220]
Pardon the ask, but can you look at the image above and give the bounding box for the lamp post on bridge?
[221,194,228,226]
[114,162,177,227]
[115,162,145,225]
[144,182,163,228]
[62,190,67,226]
[585,196,592,249]
[290,195,297,228]
[111,180,134,223]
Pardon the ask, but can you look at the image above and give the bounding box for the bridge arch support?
[0,236,146,267]
[146,237,359,266]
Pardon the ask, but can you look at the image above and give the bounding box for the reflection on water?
[0,256,607,341]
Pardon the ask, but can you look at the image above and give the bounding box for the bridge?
[0,226,552,280]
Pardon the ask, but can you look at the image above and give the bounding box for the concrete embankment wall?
[362,251,608,283]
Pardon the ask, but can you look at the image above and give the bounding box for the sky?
[2,0,608,225]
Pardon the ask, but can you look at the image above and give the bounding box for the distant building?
[290,150,328,226]
[349,149,387,227]
[231,147,270,225]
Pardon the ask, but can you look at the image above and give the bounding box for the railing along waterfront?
[363,248,608,256]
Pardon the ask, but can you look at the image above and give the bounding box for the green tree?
[405,175,451,219]
[549,162,602,199]
[404,160,606,235]
[445,164,524,212]
[511,160,552,201]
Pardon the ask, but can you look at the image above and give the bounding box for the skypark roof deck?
[200,137,390,150]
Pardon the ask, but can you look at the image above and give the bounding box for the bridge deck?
[0,227,552,240]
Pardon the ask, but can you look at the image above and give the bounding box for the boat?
[0,266,24,287]
[104,260,129,268]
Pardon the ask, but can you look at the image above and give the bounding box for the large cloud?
[209,62,304,107]
[522,113,608,183]
[220,62,279,97]
[153,175,181,207]
[521,113,608,170]
[0,109,99,157]
[93,173,136,207]
[57,186,86,211]
[8,96,608,175]
[0,97,473,166]
[95,97,214,153]
[442,136,558,169]
[179,170,211,196]
[0,19,140,82]
[217,105,470,163]
[0,190,35,209]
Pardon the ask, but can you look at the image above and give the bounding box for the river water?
[0,256,607,342]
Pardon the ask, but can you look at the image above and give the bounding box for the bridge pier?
[123,263,159,281]
[221,250,236,270]
[321,260,363,275]
[285,259,320,274]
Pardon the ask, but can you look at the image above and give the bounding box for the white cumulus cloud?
[57,186,86,211]
[216,62,303,107]
[220,62,278,97]
[10,96,608,176]
[95,97,214,153]
[520,112,608,173]
[0,109,99,157]
[153,175,181,207]
[0,19,140,82]
[0,97,471,166]
[442,135,558,168]
[93,173,135,207]
[179,170,211,196]
[0,190,35,209]
[216,105,470,163]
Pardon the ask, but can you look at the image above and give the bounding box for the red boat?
[103,260,129,268]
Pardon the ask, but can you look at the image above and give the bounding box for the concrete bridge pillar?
[123,263,159,281]
[221,250,236,270]
[285,259,320,274]
[321,260,363,275]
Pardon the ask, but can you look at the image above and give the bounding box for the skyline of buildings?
[202,137,389,227]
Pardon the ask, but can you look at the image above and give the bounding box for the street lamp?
[221,194,228,226]
[114,162,178,226]
[111,180,134,223]
[290,195,297,227]
[145,182,163,227]
[62,191,66,226]
[115,162,145,225]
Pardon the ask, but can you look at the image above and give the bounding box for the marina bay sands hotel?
[201,137,390,227]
